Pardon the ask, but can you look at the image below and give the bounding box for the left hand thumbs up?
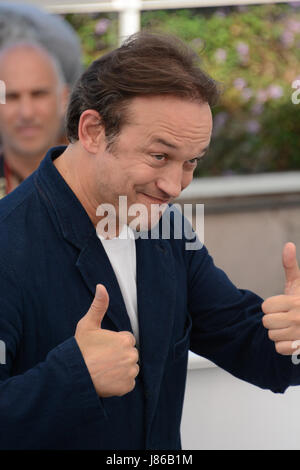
[262,242,300,356]
[282,242,300,295]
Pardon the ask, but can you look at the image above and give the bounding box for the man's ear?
[78,109,104,153]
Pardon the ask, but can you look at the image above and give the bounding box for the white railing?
[40,0,289,14]
[179,171,300,200]
[14,0,290,43]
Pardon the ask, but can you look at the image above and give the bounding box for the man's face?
[0,46,68,159]
[93,94,212,231]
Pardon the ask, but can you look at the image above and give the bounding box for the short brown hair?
[66,31,220,145]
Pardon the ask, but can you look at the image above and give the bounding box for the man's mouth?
[139,192,170,205]
[16,126,41,137]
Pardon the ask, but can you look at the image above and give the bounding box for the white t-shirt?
[98,225,139,347]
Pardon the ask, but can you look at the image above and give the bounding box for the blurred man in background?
[0,3,83,196]
[0,43,69,194]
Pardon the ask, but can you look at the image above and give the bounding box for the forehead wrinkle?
[145,124,211,151]
[128,93,211,122]
[151,112,211,137]
[125,95,213,152]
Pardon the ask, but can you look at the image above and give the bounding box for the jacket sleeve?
[0,262,105,450]
[187,241,300,394]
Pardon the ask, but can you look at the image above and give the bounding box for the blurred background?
[64,1,300,176]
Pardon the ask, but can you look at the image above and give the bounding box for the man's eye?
[32,90,49,98]
[151,154,166,161]
[6,93,18,101]
[188,158,200,166]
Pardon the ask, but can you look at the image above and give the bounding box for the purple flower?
[287,19,300,33]
[233,77,247,90]
[190,38,204,49]
[212,112,228,136]
[267,84,283,100]
[236,42,249,57]
[215,9,226,18]
[281,30,295,46]
[256,89,269,103]
[251,103,264,115]
[95,18,111,35]
[214,48,227,63]
[245,120,260,134]
[236,42,249,65]
[241,88,253,102]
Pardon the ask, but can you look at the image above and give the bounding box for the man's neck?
[54,145,101,228]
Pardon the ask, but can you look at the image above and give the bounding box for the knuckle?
[289,312,299,326]
[262,315,268,328]
[128,379,136,393]
[122,336,131,348]
[76,317,84,329]
[75,318,85,335]
[131,364,139,378]
[274,341,290,355]
[116,382,130,397]
[293,298,300,309]
[268,329,275,341]
[120,332,135,347]
[261,300,267,313]
[130,348,139,363]
[118,380,136,396]
[261,297,274,313]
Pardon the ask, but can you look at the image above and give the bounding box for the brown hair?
[66,31,220,145]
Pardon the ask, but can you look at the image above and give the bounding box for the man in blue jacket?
[1,31,300,450]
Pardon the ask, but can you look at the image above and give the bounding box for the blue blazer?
[0,146,298,450]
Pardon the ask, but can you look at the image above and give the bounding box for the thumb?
[82,284,109,329]
[282,242,300,294]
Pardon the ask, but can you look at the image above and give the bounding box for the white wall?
[181,358,300,450]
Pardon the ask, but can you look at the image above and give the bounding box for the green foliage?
[65,4,300,176]
[64,12,118,67]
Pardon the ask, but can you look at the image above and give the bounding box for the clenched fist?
[262,242,300,355]
[75,284,139,397]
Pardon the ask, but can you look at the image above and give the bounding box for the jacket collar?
[35,146,96,250]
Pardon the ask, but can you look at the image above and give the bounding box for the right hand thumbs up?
[75,284,139,398]
[79,284,109,330]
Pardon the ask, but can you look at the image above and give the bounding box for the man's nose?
[155,166,184,200]
[18,95,35,120]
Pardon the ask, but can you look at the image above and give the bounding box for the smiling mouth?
[16,126,41,136]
